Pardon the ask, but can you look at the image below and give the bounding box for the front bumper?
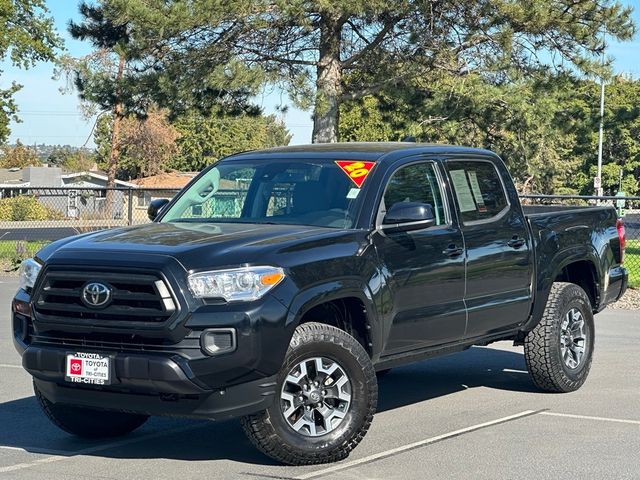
[22,344,209,395]
[14,331,280,420]
[33,375,277,420]
[12,285,291,420]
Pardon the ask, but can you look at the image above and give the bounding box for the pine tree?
[66,2,131,206]
[106,0,635,143]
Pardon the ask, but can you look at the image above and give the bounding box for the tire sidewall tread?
[241,322,377,466]
[524,282,595,393]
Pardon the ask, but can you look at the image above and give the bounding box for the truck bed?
[522,203,625,321]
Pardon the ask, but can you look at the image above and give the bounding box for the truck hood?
[37,222,354,272]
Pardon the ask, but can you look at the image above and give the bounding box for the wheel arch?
[553,259,599,308]
[521,247,602,335]
[285,279,381,359]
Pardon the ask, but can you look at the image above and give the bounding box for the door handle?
[443,245,464,257]
[508,236,526,249]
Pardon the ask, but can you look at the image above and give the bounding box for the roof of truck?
[228,142,498,162]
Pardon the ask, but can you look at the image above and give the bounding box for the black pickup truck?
[12,143,627,465]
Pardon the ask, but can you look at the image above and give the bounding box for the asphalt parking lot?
[1,276,638,480]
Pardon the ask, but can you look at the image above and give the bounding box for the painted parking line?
[0,446,73,456]
[0,422,210,474]
[294,410,540,480]
[540,411,640,426]
[0,364,22,369]
[502,368,528,374]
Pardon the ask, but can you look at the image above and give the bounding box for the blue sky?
[2,1,640,148]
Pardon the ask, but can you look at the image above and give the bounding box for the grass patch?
[0,240,50,259]
[627,239,640,289]
[0,240,50,272]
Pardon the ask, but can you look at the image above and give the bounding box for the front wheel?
[241,322,377,465]
[524,282,595,393]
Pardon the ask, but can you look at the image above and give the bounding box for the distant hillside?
[7,144,94,163]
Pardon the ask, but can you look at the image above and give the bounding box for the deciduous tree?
[62,2,134,201]
[0,140,39,168]
[170,108,291,171]
[0,0,61,142]
[94,108,180,179]
[94,107,291,177]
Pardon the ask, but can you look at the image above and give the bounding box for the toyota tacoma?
[12,143,628,465]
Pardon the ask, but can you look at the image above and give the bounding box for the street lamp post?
[596,77,605,197]
[595,30,606,198]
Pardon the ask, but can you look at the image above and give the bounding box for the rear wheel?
[34,383,149,439]
[241,322,377,465]
[524,282,595,393]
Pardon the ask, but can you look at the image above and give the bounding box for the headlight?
[187,266,285,302]
[18,258,42,291]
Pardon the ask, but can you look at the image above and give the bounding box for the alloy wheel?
[280,356,352,437]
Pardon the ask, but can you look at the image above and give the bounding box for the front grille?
[32,269,177,325]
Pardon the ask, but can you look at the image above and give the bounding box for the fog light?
[201,329,236,356]
[12,299,31,316]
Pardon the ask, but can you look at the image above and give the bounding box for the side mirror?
[382,202,435,232]
[147,198,170,221]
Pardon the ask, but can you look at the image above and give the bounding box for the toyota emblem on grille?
[81,282,112,308]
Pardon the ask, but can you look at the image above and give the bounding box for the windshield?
[160,159,374,228]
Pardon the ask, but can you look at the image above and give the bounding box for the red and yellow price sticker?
[335,160,376,188]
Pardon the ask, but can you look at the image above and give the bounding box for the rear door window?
[446,160,508,223]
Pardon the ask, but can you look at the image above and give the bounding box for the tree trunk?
[105,54,125,221]
[312,16,342,144]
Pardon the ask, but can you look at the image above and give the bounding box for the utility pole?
[595,29,606,197]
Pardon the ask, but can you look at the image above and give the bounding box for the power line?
[11,135,92,139]
[16,110,90,116]
[13,111,312,128]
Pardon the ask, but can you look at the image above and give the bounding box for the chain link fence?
[1,188,638,288]
[0,187,179,272]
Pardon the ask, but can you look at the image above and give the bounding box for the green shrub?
[0,199,11,219]
[0,196,64,221]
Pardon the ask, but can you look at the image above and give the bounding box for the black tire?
[241,322,377,465]
[524,282,595,393]
[34,383,149,439]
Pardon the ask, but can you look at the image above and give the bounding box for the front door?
[372,160,467,355]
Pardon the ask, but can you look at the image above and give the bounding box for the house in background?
[128,171,259,221]
[0,167,29,190]
[0,165,136,219]
[127,172,196,221]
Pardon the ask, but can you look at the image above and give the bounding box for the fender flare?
[522,246,601,333]
[284,278,383,358]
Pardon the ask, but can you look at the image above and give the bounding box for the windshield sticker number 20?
[335,161,376,188]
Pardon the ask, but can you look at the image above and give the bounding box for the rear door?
[372,158,467,354]
[444,158,533,338]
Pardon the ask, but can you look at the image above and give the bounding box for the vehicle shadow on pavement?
[377,346,539,413]
[0,346,536,464]
[0,395,278,464]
